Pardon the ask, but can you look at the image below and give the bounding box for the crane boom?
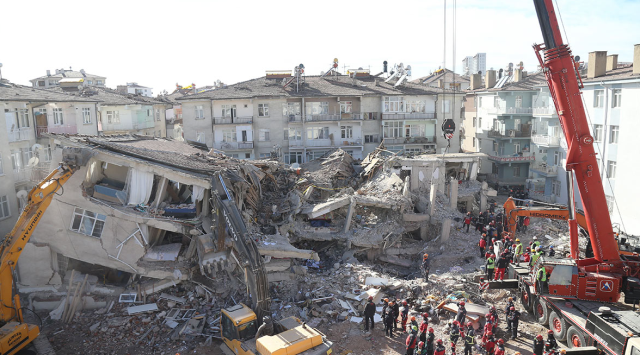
[532,0,621,267]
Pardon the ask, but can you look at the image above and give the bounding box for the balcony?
[36,125,77,137]
[488,154,535,163]
[531,134,560,147]
[285,114,302,123]
[382,112,436,120]
[305,114,340,122]
[530,161,558,177]
[383,136,436,145]
[13,167,49,184]
[8,128,34,142]
[488,129,532,139]
[213,141,254,150]
[340,113,364,120]
[488,107,533,115]
[288,138,364,148]
[213,116,253,124]
[533,107,556,116]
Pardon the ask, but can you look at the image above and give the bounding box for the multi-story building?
[528,46,640,235]
[462,53,487,76]
[0,82,100,236]
[464,68,545,187]
[30,68,106,89]
[117,82,153,97]
[412,69,470,91]
[178,71,463,163]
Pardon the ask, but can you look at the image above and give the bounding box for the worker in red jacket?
[418,313,428,343]
[406,326,418,355]
[464,212,472,232]
[484,331,496,354]
[401,300,409,332]
[482,315,492,341]
[433,339,446,355]
[494,338,505,355]
[479,236,487,258]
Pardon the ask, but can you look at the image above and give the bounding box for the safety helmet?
[485,313,491,318]
[482,233,487,236]
[368,296,373,301]
[422,312,428,319]
[492,238,496,241]
[453,320,460,325]
[548,329,554,334]
[411,316,416,321]
[403,300,408,305]
[437,339,443,344]
[510,306,515,311]
[533,236,538,240]
[467,212,471,215]
[384,298,389,302]
[389,301,394,305]
[467,322,473,327]
[428,327,434,333]
[550,245,554,248]
[497,339,504,344]
[515,352,522,355]
[490,306,496,311]
[459,301,465,306]
[515,238,520,242]
[508,297,513,302]
[560,350,567,354]
[418,341,425,348]
[423,253,429,260]
[536,334,543,340]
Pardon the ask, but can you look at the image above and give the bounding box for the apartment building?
[117,82,153,97]
[178,71,463,163]
[412,69,470,91]
[0,83,100,236]
[30,68,106,89]
[465,68,545,187]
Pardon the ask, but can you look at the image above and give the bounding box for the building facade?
[117,83,153,97]
[30,68,106,89]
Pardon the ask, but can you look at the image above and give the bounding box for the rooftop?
[581,65,638,83]
[469,71,546,93]
[412,69,470,85]
[0,83,100,103]
[47,86,164,106]
[177,74,450,101]
[31,69,106,81]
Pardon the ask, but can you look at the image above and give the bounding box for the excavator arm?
[0,163,76,354]
[503,197,587,236]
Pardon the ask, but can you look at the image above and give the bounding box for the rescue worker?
[401,300,410,332]
[530,246,542,267]
[382,298,390,317]
[255,316,274,338]
[532,236,541,250]
[504,297,515,326]
[479,235,487,258]
[434,339,446,355]
[533,334,545,355]
[464,212,472,232]
[456,301,467,324]
[537,265,548,294]
[410,316,419,333]
[392,298,400,332]
[426,328,435,355]
[419,314,428,343]
[514,238,523,265]
[523,247,532,264]
[493,237,503,255]
[507,306,521,339]
[548,245,555,257]
[422,253,431,281]
[489,306,499,334]
[486,254,496,281]
[495,252,508,281]
[414,341,427,355]
[384,301,395,337]
[523,216,530,232]
[482,314,492,341]
[364,296,376,331]
[494,338,505,355]
[484,331,496,355]
[449,321,460,346]
[547,329,558,349]
[406,326,419,355]
[463,325,475,355]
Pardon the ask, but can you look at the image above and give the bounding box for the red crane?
[532,0,640,302]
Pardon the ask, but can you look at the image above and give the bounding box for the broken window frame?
[70,207,107,238]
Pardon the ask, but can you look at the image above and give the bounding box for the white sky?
[1,0,638,94]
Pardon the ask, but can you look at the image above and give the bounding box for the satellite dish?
[16,190,28,200]
[27,157,39,167]
[32,143,43,152]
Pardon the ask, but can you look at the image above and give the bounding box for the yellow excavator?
[0,150,85,354]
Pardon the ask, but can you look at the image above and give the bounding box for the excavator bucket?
[62,147,94,167]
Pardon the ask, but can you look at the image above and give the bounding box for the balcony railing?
[382,112,436,120]
[8,128,34,142]
[531,134,560,147]
[382,136,436,145]
[13,167,49,184]
[488,129,532,138]
[288,138,364,148]
[488,154,535,163]
[340,113,364,120]
[285,114,302,122]
[530,161,559,176]
[305,114,340,122]
[488,107,533,115]
[214,141,254,150]
[213,116,253,124]
[288,140,304,147]
[533,107,556,116]
[36,125,77,137]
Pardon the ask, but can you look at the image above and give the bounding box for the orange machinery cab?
[221,304,259,355]
[0,321,39,355]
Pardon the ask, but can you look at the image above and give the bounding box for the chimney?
[46,70,51,76]
[513,69,523,82]
[485,70,496,89]
[587,51,607,79]
[634,44,640,75]
[522,71,528,78]
[606,55,618,71]
[470,73,482,90]
[192,83,196,94]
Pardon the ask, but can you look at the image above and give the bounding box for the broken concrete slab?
[143,243,182,261]
[364,277,389,287]
[257,234,319,261]
[266,271,293,283]
[159,293,186,304]
[127,303,159,315]
[302,196,351,219]
[403,213,430,223]
[378,254,413,268]
[264,259,291,272]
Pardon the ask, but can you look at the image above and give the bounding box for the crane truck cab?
[220,303,333,355]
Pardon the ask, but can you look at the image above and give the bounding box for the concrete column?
[441,219,452,242]
[469,162,479,180]
[343,197,356,233]
[429,181,437,219]
[450,177,458,209]
[480,181,488,211]
[402,176,410,197]
[420,226,429,241]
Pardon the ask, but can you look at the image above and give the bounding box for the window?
[554,151,563,165]
[286,152,303,164]
[86,80,93,85]
[53,108,64,125]
[341,126,353,139]
[82,108,91,124]
[605,195,614,213]
[493,141,499,153]
[10,150,22,170]
[307,127,329,139]
[515,96,523,108]
[195,105,204,119]
[155,109,160,121]
[594,90,604,108]
[472,138,476,148]
[405,124,426,138]
[96,80,103,85]
[479,97,483,108]
[340,101,352,114]
[70,207,106,238]
[479,117,482,127]
[305,102,329,115]
[282,102,301,117]
[514,142,521,154]
[286,128,301,141]
[592,124,603,142]
[259,129,270,141]
[607,160,616,179]
[106,111,120,124]
[383,96,404,112]
[364,134,378,143]
[609,125,619,144]
[244,153,251,159]
[222,129,236,142]
[492,163,499,174]
[196,132,206,143]
[473,117,477,127]
[442,100,451,113]
[405,100,426,113]
[221,105,236,118]
[147,109,151,117]
[612,89,621,108]
[383,121,402,138]
[553,181,562,197]
[0,196,9,219]
[258,103,269,117]
[494,97,500,108]
[19,109,29,127]
[513,166,521,177]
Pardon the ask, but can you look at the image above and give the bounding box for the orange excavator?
[0,149,86,354]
